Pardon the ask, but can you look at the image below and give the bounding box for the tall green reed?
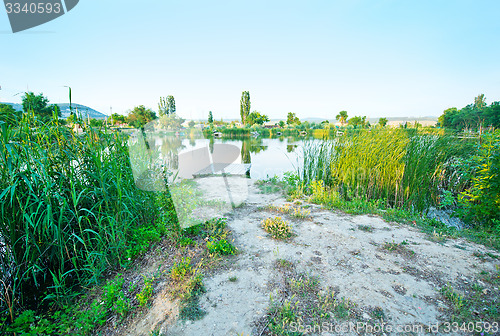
[0,111,156,317]
[300,128,472,211]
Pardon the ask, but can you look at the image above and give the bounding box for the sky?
[1,0,499,121]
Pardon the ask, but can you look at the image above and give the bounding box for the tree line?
[438,94,500,130]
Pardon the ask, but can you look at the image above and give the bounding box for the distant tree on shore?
[438,94,500,129]
[378,117,388,127]
[336,110,348,126]
[240,91,251,124]
[158,95,176,116]
[127,105,157,128]
[22,92,60,122]
[111,113,127,125]
[247,111,269,125]
[0,103,21,126]
[159,113,184,130]
[348,115,367,128]
[208,111,213,124]
[286,112,300,125]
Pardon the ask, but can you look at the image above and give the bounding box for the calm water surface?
[145,134,317,180]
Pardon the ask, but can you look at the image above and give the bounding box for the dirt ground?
[111,178,499,336]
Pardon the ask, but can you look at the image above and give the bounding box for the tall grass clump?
[301,128,473,211]
[0,111,158,319]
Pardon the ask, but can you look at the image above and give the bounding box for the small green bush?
[171,258,193,281]
[262,217,293,239]
[136,276,154,307]
[206,238,236,255]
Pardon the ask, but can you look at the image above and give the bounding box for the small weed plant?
[136,275,154,307]
[206,238,237,255]
[262,217,293,239]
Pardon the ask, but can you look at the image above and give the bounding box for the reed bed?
[0,112,157,317]
[300,128,473,211]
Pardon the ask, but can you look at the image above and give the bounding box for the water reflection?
[129,131,311,182]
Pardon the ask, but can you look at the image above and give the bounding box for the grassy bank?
[203,125,313,138]
[0,112,174,329]
[258,128,499,248]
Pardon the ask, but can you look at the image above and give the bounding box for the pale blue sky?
[1,0,499,120]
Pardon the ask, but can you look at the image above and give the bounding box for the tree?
[89,118,104,127]
[110,113,127,125]
[22,92,60,122]
[66,114,76,125]
[158,95,176,116]
[336,111,348,126]
[0,104,21,126]
[474,94,486,110]
[348,116,367,128]
[208,111,213,124]
[438,94,500,130]
[378,117,388,127]
[278,120,285,128]
[159,113,184,130]
[286,112,300,125]
[438,107,459,128]
[246,111,270,125]
[188,120,195,128]
[127,105,157,128]
[240,91,251,124]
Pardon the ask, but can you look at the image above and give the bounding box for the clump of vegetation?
[358,225,374,232]
[168,256,206,320]
[171,258,193,282]
[262,217,293,239]
[255,172,303,197]
[266,203,311,219]
[206,238,237,255]
[302,128,472,211]
[136,275,155,307]
[103,274,130,318]
[382,240,416,258]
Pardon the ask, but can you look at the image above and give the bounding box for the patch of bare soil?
[106,178,500,335]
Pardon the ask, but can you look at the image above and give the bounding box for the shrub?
[262,217,293,239]
[136,276,154,307]
[171,258,193,282]
[206,238,236,255]
[458,131,500,229]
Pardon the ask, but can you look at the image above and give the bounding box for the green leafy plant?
[206,238,237,255]
[171,258,193,282]
[136,275,154,307]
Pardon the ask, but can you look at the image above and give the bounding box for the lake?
[128,132,318,181]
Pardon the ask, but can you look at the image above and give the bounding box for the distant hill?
[0,102,107,120]
[56,103,107,119]
[1,102,23,111]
